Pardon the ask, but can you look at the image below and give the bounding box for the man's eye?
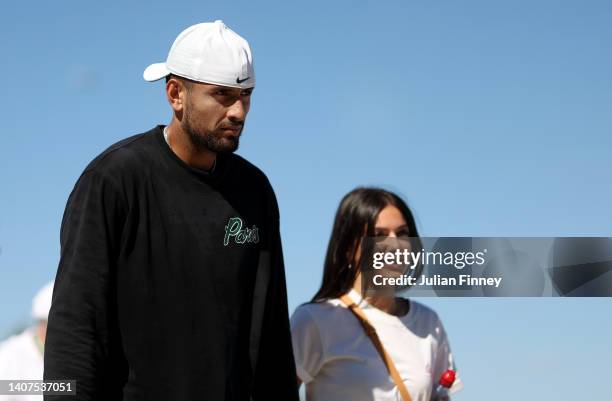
[215,90,227,96]
[241,90,253,97]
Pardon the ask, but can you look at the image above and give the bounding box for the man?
[0,281,53,401]
[44,21,299,401]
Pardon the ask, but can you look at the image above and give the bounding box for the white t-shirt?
[290,289,463,401]
[0,328,44,401]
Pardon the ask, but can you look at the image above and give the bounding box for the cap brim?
[143,62,170,82]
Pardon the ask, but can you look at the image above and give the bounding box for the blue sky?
[1,1,611,400]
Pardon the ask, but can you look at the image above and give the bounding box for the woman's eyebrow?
[373,225,409,232]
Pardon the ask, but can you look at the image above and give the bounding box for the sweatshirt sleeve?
[250,187,300,401]
[44,169,127,401]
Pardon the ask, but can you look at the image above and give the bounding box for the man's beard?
[182,105,241,154]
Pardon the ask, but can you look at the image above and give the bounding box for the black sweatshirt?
[43,126,299,401]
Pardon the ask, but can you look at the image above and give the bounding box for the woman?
[291,187,463,401]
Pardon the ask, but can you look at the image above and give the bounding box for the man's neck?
[165,122,217,171]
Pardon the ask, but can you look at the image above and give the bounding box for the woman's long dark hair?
[311,187,420,302]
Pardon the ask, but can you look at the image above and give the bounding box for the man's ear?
[166,77,187,113]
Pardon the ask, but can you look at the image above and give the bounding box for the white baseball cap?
[143,20,255,89]
[31,281,54,321]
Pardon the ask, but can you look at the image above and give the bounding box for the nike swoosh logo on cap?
[236,76,249,84]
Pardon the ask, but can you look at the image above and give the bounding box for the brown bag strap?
[340,295,413,401]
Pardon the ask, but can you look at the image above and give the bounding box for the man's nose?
[227,99,247,122]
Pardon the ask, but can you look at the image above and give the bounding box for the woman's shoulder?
[290,299,351,327]
[292,299,343,317]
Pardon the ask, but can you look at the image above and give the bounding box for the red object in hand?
[439,370,456,388]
